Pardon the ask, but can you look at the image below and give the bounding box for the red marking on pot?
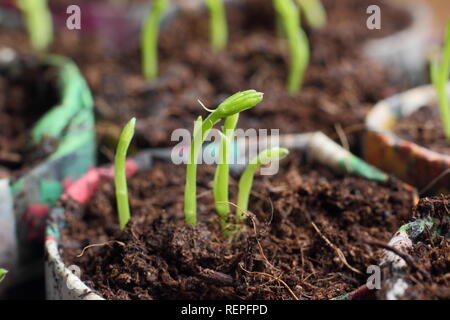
[62,160,139,205]
[22,204,49,242]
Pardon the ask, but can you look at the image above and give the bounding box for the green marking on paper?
[39,180,62,206]
[332,292,351,300]
[31,55,94,150]
[11,178,24,195]
[338,155,388,182]
[46,223,61,239]
[400,217,436,240]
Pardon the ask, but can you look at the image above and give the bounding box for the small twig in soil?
[334,123,350,151]
[419,169,450,196]
[77,240,125,258]
[310,221,363,275]
[224,201,281,273]
[239,263,299,300]
[197,267,233,286]
[364,239,432,281]
[0,151,21,163]
[442,194,450,215]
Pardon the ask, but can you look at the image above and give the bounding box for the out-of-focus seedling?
[205,0,228,51]
[273,0,310,94]
[17,0,53,52]
[430,20,450,140]
[141,0,169,81]
[296,0,327,29]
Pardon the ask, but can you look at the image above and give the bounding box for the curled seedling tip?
[198,99,215,113]
[236,147,289,222]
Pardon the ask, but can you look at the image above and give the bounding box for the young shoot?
[236,148,289,222]
[17,0,53,52]
[115,118,136,230]
[0,268,7,282]
[430,20,450,140]
[213,113,239,229]
[141,0,169,81]
[296,0,327,29]
[273,0,310,94]
[205,0,228,51]
[184,90,264,225]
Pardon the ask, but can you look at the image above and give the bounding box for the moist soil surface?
[394,104,450,155]
[60,153,416,300]
[0,55,59,179]
[378,196,450,300]
[48,0,410,156]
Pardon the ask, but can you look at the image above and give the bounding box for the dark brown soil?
[0,54,60,179]
[379,196,449,300]
[394,104,450,155]
[60,153,416,300]
[48,0,410,157]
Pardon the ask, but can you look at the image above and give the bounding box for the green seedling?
[213,113,239,229]
[184,90,264,225]
[17,0,53,52]
[0,269,7,282]
[205,0,228,51]
[273,0,310,94]
[141,0,169,81]
[296,0,327,29]
[430,20,450,140]
[236,148,289,221]
[114,118,136,230]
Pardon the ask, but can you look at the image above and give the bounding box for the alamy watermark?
[63,4,382,31]
[66,5,81,30]
[367,5,381,30]
[170,128,282,175]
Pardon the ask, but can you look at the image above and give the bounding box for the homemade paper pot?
[45,132,417,300]
[0,55,96,295]
[364,84,450,195]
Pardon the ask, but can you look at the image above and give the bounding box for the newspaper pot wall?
[0,55,95,296]
[45,132,417,300]
[335,196,449,301]
[376,196,449,300]
[364,84,450,195]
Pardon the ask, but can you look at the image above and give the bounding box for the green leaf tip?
[216,90,264,118]
[236,147,290,222]
[255,147,290,165]
[0,268,7,282]
[17,0,54,52]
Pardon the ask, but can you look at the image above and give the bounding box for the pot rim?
[366,83,450,162]
[363,0,432,50]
